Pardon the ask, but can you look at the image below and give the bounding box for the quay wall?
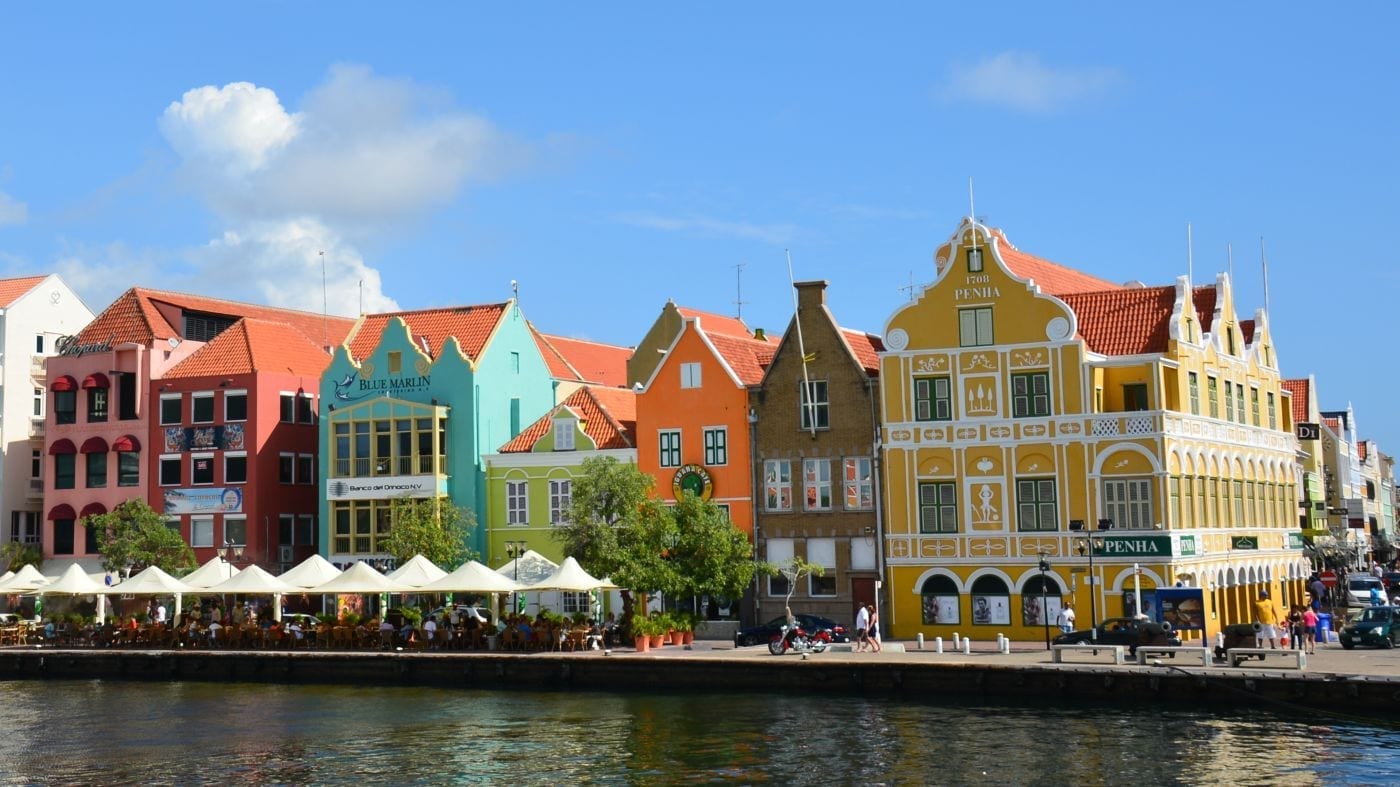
[2,650,1399,716]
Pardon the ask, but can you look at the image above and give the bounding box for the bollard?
[1001,638,1011,654]
[953,632,960,647]
[996,633,1005,649]
[916,633,925,650]
[935,636,944,654]
[1216,631,1225,651]
[962,637,971,655]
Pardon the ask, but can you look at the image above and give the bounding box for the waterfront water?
[0,681,1397,785]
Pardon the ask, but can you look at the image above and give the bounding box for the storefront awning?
[80,436,108,454]
[50,375,77,392]
[79,502,106,519]
[81,372,109,389]
[47,504,76,521]
[112,434,141,452]
[48,439,76,455]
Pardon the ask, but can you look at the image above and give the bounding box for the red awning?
[80,436,109,454]
[112,434,141,452]
[51,375,78,392]
[79,502,107,519]
[81,372,110,389]
[47,504,76,521]
[48,439,76,455]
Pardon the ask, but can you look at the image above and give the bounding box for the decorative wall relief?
[1045,317,1070,341]
[914,355,948,373]
[989,426,1012,439]
[1059,421,1082,435]
[955,427,979,441]
[919,539,958,559]
[1021,424,1047,438]
[890,429,913,441]
[1010,349,1045,368]
[963,377,998,417]
[962,353,997,372]
[922,429,942,441]
[968,537,1010,558]
[885,329,909,351]
[889,539,912,559]
[969,481,1003,529]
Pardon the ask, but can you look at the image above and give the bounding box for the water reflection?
[0,681,1394,785]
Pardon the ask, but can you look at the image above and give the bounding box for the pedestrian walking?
[865,604,881,653]
[854,603,870,652]
[1055,602,1076,634]
[1301,606,1318,654]
[1253,590,1280,649]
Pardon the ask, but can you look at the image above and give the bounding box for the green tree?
[666,492,760,602]
[380,496,476,570]
[772,556,825,615]
[88,499,196,576]
[0,541,41,573]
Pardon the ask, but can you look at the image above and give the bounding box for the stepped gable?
[1281,379,1310,425]
[499,385,637,452]
[840,328,884,375]
[1057,285,1177,356]
[164,318,334,379]
[990,228,1122,296]
[76,287,355,347]
[0,275,47,307]
[676,306,754,339]
[533,329,631,388]
[348,303,508,363]
[706,328,776,385]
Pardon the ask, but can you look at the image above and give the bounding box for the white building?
[0,276,94,546]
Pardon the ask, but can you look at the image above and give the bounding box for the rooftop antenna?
[898,271,917,302]
[787,249,817,438]
[358,280,363,315]
[319,250,328,351]
[968,176,982,262]
[1260,237,1270,316]
[1226,242,1234,284]
[733,261,747,320]
[1186,223,1193,286]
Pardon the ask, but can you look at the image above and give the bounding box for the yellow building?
[879,219,1306,643]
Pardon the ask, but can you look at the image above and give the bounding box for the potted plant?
[629,614,656,653]
[648,613,669,648]
[676,611,697,645]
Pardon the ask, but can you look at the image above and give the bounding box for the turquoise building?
[317,301,556,563]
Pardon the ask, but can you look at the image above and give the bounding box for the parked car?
[734,614,849,647]
[1053,617,1180,656]
[1344,574,1386,607]
[1339,605,1400,649]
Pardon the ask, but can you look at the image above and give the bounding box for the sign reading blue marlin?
[334,371,432,403]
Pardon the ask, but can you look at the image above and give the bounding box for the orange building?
[634,307,775,537]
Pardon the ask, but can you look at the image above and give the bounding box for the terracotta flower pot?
[682,630,694,645]
[634,635,649,653]
[650,633,665,648]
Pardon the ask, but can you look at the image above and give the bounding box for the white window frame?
[190,452,215,486]
[959,306,994,347]
[506,480,528,525]
[799,380,829,430]
[767,538,794,597]
[763,460,792,512]
[803,459,832,512]
[680,362,702,389]
[224,452,248,485]
[807,537,837,597]
[223,515,247,547]
[32,387,43,418]
[190,516,214,548]
[224,389,249,422]
[703,426,728,466]
[280,392,296,423]
[160,393,182,425]
[191,392,215,424]
[658,430,681,468]
[159,454,181,487]
[549,478,572,525]
[553,418,576,451]
[843,457,873,511]
[1103,478,1153,531]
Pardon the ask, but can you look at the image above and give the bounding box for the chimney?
[794,280,829,310]
[753,328,766,341]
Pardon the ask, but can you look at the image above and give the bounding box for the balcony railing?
[332,455,444,478]
[27,479,43,499]
[28,418,44,438]
[30,354,46,378]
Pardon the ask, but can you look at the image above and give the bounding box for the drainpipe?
[869,378,887,636]
[748,405,762,628]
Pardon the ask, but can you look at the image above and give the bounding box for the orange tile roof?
[1192,286,1217,333]
[347,303,509,362]
[1057,286,1177,356]
[1281,378,1310,426]
[0,275,46,308]
[533,330,632,388]
[77,287,354,348]
[677,307,755,339]
[1358,442,1368,462]
[840,328,884,375]
[164,318,334,379]
[1323,416,1340,432]
[1240,319,1256,345]
[990,229,1122,295]
[706,330,775,386]
[499,385,636,452]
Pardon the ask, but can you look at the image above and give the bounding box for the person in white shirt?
[1056,602,1076,634]
[854,604,871,652]
[155,603,167,624]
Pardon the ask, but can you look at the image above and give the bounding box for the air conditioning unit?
[278,545,294,563]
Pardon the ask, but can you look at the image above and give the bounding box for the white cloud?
[195,219,399,317]
[614,211,798,245]
[939,52,1122,113]
[0,190,27,225]
[159,82,300,177]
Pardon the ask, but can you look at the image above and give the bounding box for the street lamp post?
[1074,527,1106,641]
[1037,552,1051,651]
[505,540,528,615]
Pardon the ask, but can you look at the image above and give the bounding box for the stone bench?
[1135,645,1212,667]
[1226,647,1307,670]
[1052,643,1126,665]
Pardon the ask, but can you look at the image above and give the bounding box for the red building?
[42,288,353,574]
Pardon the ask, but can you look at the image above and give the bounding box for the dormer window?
[967,247,984,273]
[553,418,575,451]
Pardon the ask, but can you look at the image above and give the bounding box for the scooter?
[768,622,831,655]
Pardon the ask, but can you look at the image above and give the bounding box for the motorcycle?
[768,622,831,655]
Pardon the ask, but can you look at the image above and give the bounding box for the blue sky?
[1,5,1397,454]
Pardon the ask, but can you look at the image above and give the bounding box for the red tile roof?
[1240,319,1256,345]
[498,385,636,452]
[164,318,334,379]
[77,287,354,349]
[0,276,46,308]
[1281,378,1310,426]
[840,328,884,375]
[1323,416,1341,432]
[533,330,631,388]
[1358,442,1368,462]
[347,303,509,363]
[1057,286,1177,356]
[1193,286,1218,333]
[707,330,775,386]
[990,229,1122,295]
[677,307,755,339]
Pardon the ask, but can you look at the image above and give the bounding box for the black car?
[734,614,849,647]
[1052,617,1180,656]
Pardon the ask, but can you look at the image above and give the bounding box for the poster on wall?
[1022,595,1064,627]
[921,594,960,625]
[1122,590,1160,623]
[1157,588,1206,631]
[972,595,1010,625]
[222,424,245,451]
[163,487,243,514]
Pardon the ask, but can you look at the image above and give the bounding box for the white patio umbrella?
[308,561,410,595]
[0,564,48,593]
[103,566,197,624]
[277,554,342,589]
[519,557,615,592]
[181,556,240,589]
[204,565,297,621]
[387,555,448,588]
[27,563,103,597]
[420,560,522,594]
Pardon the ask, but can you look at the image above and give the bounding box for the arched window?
[1021,575,1064,626]
[970,575,1010,625]
[920,575,960,625]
